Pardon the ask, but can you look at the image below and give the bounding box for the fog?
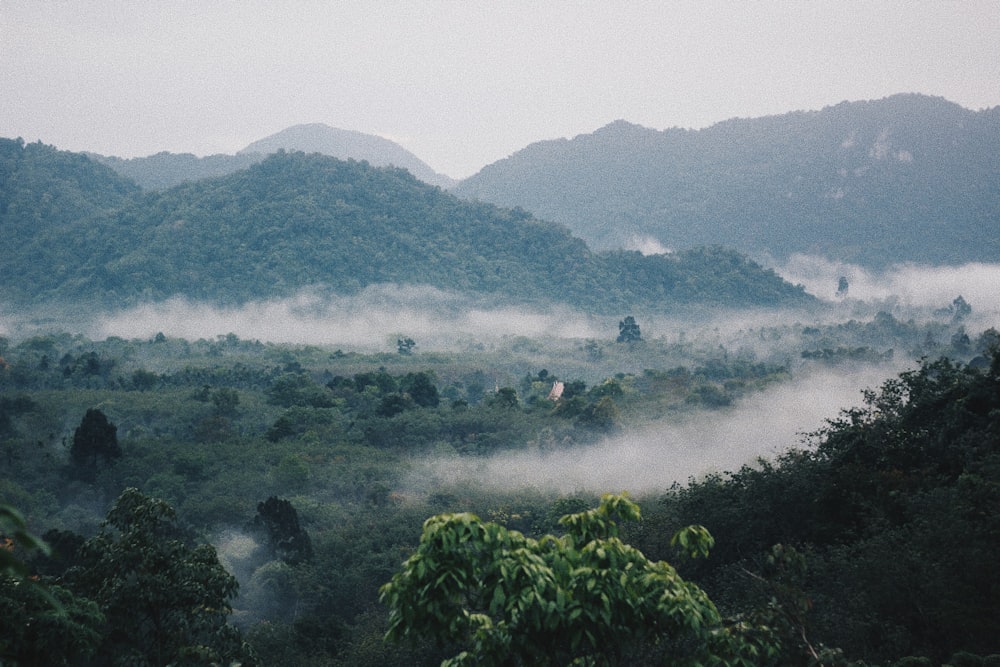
[87,285,606,350]
[405,362,905,496]
[2,260,995,352]
[776,255,1000,329]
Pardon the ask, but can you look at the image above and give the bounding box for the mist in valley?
[3,258,996,500]
[404,361,907,497]
[776,255,1000,327]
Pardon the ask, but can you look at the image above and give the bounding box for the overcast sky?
[3,1,999,179]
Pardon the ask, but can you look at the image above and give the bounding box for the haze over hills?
[240,124,456,189]
[88,124,455,191]
[0,138,810,312]
[452,94,1000,268]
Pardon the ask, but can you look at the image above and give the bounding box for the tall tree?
[69,408,121,480]
[68,488,257,666]
[249,496,313,565]
[617,315,642,343]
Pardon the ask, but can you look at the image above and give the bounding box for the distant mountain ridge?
[89,124,455,190]
[0,139,811,312]
[452,94,1000,267]
[240,123,455,189]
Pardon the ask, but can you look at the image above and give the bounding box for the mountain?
[88,124,455,191]
[240,124,456,189]
[452,94,1000,267]
[0,138,141,299]
[88,151,264,190]
[0,142,811,312]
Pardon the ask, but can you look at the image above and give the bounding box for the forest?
[0,138,810,312]
[454,94,1000,266]
[2,114,999,665]
[2,298,998,666]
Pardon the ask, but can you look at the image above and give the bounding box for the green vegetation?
[0,138,811,311]
[0,308,997,665]
[381,493,774,666]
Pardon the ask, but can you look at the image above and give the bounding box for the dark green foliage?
[616,315,642,342]
[951,652,986,667]
[0,576,105,666]
[67,488,257,666]
[267,372,335,408]
[402,371,440,408]
[2,323,996,664]
[644,349,1000,664]
[69,408,121,477]
[249,497,313,565]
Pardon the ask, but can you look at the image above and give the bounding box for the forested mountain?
[88,151,264,190]
[89,124,454,190]
[240,123,456,189]
[0,141,811,311]
[453,94,1000,267]
[0,138,141,301]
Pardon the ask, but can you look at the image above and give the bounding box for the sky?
[3,1,999,179]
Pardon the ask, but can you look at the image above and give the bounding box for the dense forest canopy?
[453,94,1000,266]
[1,307,997,664]
[0,139,811,312]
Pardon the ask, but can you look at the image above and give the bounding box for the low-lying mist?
[87,285,606,350]
[3,260,997,349]
[404,362,906,496]
[776,255,1000,328]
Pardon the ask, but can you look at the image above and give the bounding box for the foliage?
[1,144,813,311]
[616,315,642,343]
[69,408,122,477]
[67,488,257,666]
[380,493,774,666]
[0,504,50,580]
[249,496,313,565]
[645,348,1000,664]
[0,321,994,664]
[0,575,105,666]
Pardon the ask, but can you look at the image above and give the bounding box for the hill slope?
[453,94,1000,267]
[240,124,455,189]
[0,143,810,312]
[89,124,454,191]
[88,151,264,190]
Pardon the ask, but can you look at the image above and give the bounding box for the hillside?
[88,151,264,190]
[452,94,1000,267]
[0,142,811,312]
[240,123,456,189]
[89,124,455,191]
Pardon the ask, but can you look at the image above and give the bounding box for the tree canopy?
[380,493,773,666]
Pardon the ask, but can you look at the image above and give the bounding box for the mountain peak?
[240,124,455,188]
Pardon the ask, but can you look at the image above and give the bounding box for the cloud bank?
[90,285,605,350]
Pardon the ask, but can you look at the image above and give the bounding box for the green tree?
[67,488,257,666]
[617,315,642,343]
[0,575,105,666]
[249,496,313,565]
[397,337,416,355]
[380,493,773,666]
[69,408,122,480]
[404,371,440,408]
